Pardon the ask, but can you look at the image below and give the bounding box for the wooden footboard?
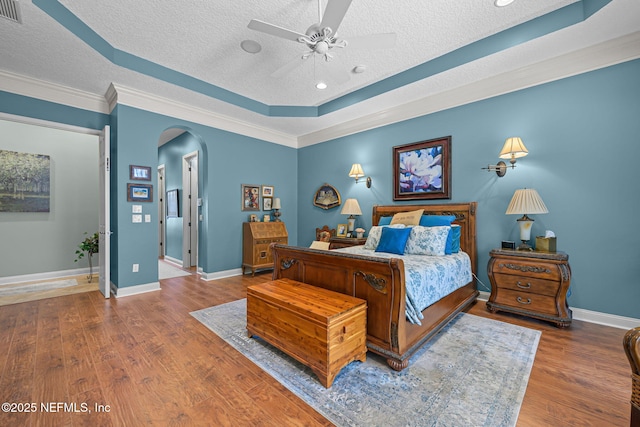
[271,202,478,370]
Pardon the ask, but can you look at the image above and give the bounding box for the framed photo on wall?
[262,185,274,197]
[263,196,272,211]
[393,136,451,200]
[242,184,260,211]
[166,189,179,218]
[127,183,153,202]
[130,165,151,181]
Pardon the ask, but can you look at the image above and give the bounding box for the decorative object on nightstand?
[341,198,362,233]
[355,227,365,238]
[482,137,529,177]
[272,197,282,221]
[348,163,372,188]
[505,188,548,250]
[486,248,571,328]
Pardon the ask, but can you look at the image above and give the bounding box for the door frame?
[182,151,198,269]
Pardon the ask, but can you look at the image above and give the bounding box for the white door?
[182,152,198,268]
[98,125,111,298]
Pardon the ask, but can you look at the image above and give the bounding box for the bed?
[270,202,478,371]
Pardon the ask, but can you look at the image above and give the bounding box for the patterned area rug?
[0,278,78,296]
[191,299,541,427]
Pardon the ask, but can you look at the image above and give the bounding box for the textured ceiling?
[0,0,639,142]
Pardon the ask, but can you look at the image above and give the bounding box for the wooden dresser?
[242,222,288,276]
[486,249,572,327]
[247,278,367,388]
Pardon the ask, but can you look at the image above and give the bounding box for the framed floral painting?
[393,136,451,200]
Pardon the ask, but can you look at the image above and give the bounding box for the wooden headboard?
[372,202,478,277]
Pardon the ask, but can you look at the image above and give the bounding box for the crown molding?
[298,31,640,147]
[107,83,298,148]
[0,70,110,114]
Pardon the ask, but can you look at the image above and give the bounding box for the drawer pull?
[259,251,267,259]
[516,281,531,289]
[516,296,532,305]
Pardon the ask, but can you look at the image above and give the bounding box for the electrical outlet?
[132,264,139,272]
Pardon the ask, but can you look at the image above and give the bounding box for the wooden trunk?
[246,279,367,388]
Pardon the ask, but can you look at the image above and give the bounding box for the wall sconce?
[349,163,372,188]
[482,137,529,177]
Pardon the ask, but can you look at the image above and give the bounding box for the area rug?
[191,299,541,427]
[0,278,78,296]
[158,260,191,279]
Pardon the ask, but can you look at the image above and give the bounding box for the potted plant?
[75,232,99,282]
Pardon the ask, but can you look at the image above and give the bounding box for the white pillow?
[405,225,450,256]
[364,224,406,249]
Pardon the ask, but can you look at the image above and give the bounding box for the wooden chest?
[242,222,287,276]
[246,279,367,388]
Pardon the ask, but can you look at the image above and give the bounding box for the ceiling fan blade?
[270,54,309,79]
[346,33,397,49]
[319,0,353,33]
[248,19,306,43]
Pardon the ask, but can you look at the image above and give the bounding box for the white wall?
[0,118,99,279]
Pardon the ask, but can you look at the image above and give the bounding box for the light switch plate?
[132,214,142,223]
[132,205,142,213]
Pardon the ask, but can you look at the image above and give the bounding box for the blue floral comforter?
[334,246,472,325]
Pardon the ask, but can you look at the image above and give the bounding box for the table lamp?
[340,198,362,233]
[272,197,282,222]
[505,188,548,250]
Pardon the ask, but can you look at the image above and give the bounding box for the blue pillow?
[375,227,412,255]
[420,215,456,254]
[450,224,461,253]
[378,216,392,226]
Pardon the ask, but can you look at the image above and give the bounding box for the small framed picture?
[127,183,153,202]
[242,184,260,211]
[336,223,348,237]
[249,214,258,222]
[166,189,179,218]
[130,165,152,181]
[262,185,274,197]
[263,196,272,211]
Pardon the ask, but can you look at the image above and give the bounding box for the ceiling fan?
[247,0,396,82]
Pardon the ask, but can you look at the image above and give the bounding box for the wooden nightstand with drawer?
[486,249,572,327]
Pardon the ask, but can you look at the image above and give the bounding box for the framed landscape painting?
[393,136,451,200]
[0,149,50,212]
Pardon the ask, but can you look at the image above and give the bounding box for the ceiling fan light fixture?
[240,39,262,54]
[316,81,327,90]
[494,0,515,6]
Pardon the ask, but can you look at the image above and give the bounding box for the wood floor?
[0,271,633,426]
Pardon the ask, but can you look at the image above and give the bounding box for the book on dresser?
[242,222,288,276]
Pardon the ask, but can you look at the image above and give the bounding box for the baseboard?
[113,281,161,298]
[200,268,243,281]
[476,291,638,330]
[0,267,92,285]
[163,256,182,267]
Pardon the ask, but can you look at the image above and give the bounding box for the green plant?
[75,232,99,281]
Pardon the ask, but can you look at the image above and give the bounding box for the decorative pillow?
[364,224,405,249]
[419,215,456,254]
[375,227,412,255]
[405,226,450,256]
[450,224,461,253]
[378,216,392,226]
[390,209,424,226]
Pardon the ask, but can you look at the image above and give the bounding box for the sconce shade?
[271,198,281,210]
[499,137,529,160]
[505,188,548,215]
[340,198,362,216]
[349,163,365,180]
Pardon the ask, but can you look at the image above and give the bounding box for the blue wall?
[298,59,640,319]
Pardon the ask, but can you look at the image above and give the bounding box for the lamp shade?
[499,137,529,159]
[505,189,548,215]
[348,163,365,180]
[271,198,281,209]
[341,198,362,216]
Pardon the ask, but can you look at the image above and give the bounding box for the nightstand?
[486,249,572,327]
[329,237,367,250]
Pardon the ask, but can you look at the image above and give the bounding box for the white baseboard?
[163,256,182,267]
[200,268,243,281]
[0,267,92,285]
[476,291,638,330]
[113,281,161,298]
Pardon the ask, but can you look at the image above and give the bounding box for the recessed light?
[495,0,515,6]
[240,40,261,54]
[316,81,327,90]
